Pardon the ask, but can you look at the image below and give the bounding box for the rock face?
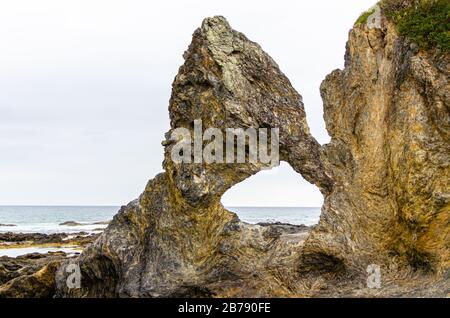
[302,14,449,276]
[54,12,449,298]
[0,232,99,247]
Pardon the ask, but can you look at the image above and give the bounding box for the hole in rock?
[221,162,322,226]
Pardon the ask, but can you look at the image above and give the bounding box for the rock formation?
[303,9,449,277]
[53,7,448,298]
[55,16,332,298]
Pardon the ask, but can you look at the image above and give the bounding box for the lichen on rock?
[302,5,449,280]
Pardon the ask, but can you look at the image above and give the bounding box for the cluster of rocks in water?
[0,232,100,246]
[58,220,110,227]
[0,231,100,297]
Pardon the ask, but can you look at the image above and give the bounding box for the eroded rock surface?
[56,16,328,298]
[301,13,449,279]
[52,12,449,298]
[0,252,68,298]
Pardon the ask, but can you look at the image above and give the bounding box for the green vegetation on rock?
[381,0,450,51]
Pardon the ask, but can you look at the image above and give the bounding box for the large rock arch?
[55,16,332,298]
[55,13,449,297]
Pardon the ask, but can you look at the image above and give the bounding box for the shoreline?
[0,221,311,257]
[0,231,101,257]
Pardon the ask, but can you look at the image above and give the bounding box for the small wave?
[0,222,108,235]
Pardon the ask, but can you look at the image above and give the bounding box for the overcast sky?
[0,0,375,206]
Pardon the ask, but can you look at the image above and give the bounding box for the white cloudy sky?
[0,0,375,206]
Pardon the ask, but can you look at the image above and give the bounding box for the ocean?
[0,206,321,235]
